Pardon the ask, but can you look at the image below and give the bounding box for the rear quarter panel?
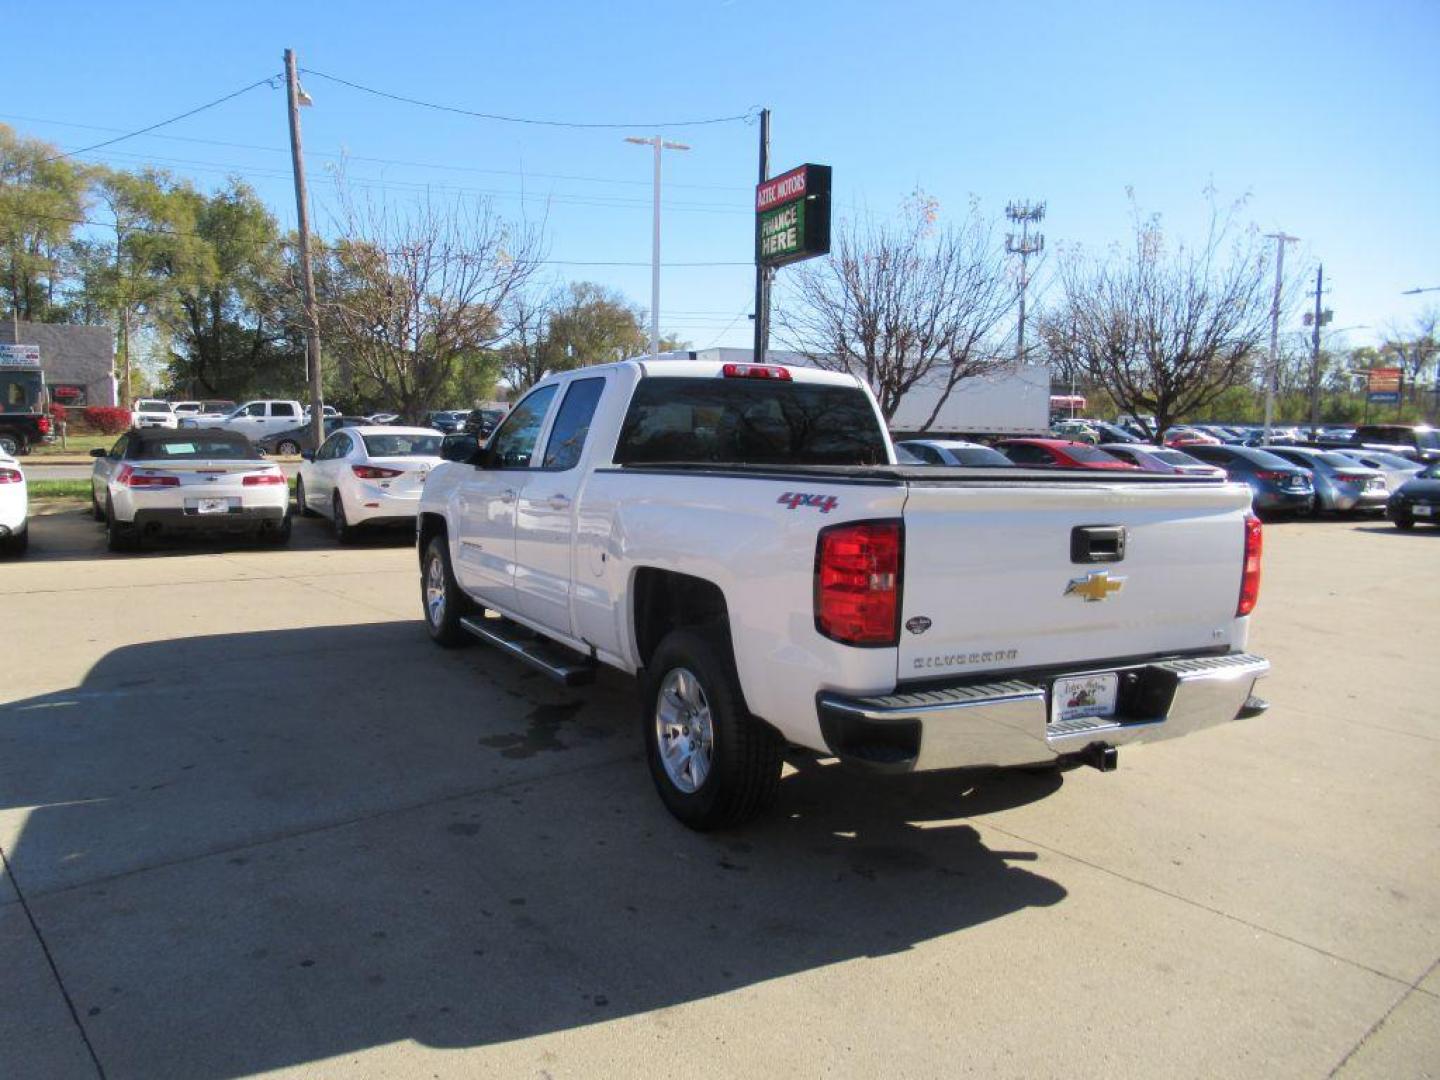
[577,470,906,748]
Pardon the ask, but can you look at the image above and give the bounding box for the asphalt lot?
[2,504,1437,1079]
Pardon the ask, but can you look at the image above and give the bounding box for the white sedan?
[296,426,443,542]
[0,448,28,556]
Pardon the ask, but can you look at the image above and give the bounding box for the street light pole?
[1262,232,1298,444]
[626,135,690,361]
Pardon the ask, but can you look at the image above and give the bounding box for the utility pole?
[1304,265,1331,433]
[1262,232,1298,444]
[752,108,771,363]
[1005,201,1046,367]
[284,48,325,450]
[625,135,690,360]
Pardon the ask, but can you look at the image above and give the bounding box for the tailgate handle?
[1071,525,1126,564]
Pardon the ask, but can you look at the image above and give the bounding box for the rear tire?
[332,493,355,544]
[1,524,26,556]
[422,535,472,647]
[641,629,783,831]
[295,476,317,517]
[266,513,293,546]
[276,439,301,456]
[105,496,137,553]
[1394,518,1415,531]
[0,434,18,456]
[91,487,105,522]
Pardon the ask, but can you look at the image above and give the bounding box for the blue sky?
[3,0,1438,351]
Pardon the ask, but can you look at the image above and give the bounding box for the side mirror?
[90,447,107,458]
[301,450,316,462]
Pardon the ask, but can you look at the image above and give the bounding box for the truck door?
[454,384,558,610]
[263,401,300,438]
[511,377,606,634]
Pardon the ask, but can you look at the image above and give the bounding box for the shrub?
[47,402,68,425]
[84,406,132,434]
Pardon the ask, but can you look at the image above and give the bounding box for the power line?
[299,67,756,130]
[58,144,751,215]
[19,76,281,170]
[0,208,751,267]
[0,112,753,192]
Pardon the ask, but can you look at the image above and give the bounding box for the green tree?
[0,124,89,323]
[114,172,299,399]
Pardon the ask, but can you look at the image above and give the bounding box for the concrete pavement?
[1,504,1437,1078]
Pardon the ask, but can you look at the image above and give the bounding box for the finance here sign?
[756,164,831,268]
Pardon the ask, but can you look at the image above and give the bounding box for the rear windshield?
[1064,445,1126,464]
[951,446,1014,467]
[1239,448,1301,470]
[362,433,442,457]
[136,400,171,412]
[132,437,254,460]
[615,376,887,466]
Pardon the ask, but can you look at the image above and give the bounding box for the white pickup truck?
[417,359,1270,829]
[181,399,305,441]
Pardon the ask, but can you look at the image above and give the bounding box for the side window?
[1006,444,1045,465]
[318,433,345,460]
[272,402,298,418]
[542,378,606,470]
[109,435,128,459]
[488,384,558,469]
[242,402,266,417]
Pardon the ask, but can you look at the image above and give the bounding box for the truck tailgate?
[898,478,1252,680]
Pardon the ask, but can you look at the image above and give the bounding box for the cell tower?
[1006,201,1046,366]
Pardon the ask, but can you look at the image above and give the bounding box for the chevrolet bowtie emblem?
[1065,570,1126,602]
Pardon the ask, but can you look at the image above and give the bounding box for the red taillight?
[722,362,791,380]
[815,521,902,646]
[36,416,51,435]
[116,465,179,488]
[1254,470,1288,482]
[352,465,403,479]
[0,467,21,484]
[1237,513,1263,617]
[243,472,286,486]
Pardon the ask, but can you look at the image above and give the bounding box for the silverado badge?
[1064,569,1126,603]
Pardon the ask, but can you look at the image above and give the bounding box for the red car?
[996,438,1141,471]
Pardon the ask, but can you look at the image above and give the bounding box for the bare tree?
[1381,308,1438,409]
[323,188,541,421]
[777,196,1017,426]
[1040,194,1279,439]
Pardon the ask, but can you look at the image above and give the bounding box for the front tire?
[1394,518,1415,530]
[295,476,317,517]
[332,493,355,544]
[276,439,301,456]
[641,629,783,831]
[422,535,472,647]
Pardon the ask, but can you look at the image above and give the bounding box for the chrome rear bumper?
[817,652,1270,773]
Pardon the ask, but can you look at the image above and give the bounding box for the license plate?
[1052,673,1119,723]
[196,498,230,515]
[1415,505,1433,517]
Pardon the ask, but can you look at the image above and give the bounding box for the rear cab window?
[614,376,887,466]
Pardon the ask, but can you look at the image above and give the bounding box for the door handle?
[547,494,572,510]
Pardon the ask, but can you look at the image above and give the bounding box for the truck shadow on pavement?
[2,622,1067,1078]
